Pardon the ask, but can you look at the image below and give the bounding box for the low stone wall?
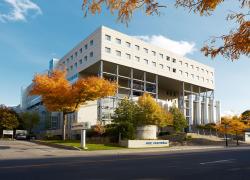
[120,140,169,148]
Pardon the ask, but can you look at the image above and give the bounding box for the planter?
[136,125,157,140]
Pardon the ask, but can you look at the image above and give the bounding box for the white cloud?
[0,0,42,22]
[221,110,239,117]
[134,35,196,56]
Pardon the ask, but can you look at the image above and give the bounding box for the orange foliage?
[216,116,248,135]
[30,70,117,114]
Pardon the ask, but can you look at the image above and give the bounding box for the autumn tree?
[82,0,250,60]
[137,93,173,127]
[0,105,19,130]
[30,70,117,140]
[216,116,248,146]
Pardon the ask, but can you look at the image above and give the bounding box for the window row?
[178,60,213,76]
[105,47,213,84]
[66,52,93,72]
[62,40,94,65]
[105,34,214,76]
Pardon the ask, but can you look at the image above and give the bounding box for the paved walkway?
[1,140,249,160]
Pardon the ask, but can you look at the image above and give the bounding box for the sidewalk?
[2,140,250,161]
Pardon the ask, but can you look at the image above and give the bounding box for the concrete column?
[130,68,133,99]
[204,97,209,124]
[196,95,201,125]
[188,94,193,126]
[98,61,103,121]
[216,101,221,124]
[116,64,119,96]
[210,99,215,123]
[143,72,146,92]
[156,75,158,100]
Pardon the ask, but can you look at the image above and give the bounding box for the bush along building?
[21,26,221,138]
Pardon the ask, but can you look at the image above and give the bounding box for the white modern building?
[21,26,220,138]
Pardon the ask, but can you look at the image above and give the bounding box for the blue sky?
[0,0,249,115]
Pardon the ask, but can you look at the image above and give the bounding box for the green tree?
[169,106,187,132]
[137,93,173,127]
[241,110,250,121]
[20,112,40,134]
[111,98,140,139]
[0,105,19,130]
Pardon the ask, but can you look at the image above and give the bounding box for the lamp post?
[225,123,228,147]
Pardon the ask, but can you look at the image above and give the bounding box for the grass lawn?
[39,140,124,151]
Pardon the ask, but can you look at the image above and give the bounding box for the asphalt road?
[1,142,250,180]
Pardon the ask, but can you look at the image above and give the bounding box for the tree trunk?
[62,113,67,141]
[236,132,239,146]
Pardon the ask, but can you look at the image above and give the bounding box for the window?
[105,47,111,53]
[166,56,170,61]
[71,55,73,60]
[185,72,188,77]
[167,66,170,71]
[202,77,204,82]
[85,44,88,50]
[84,56,87,61]
[116,38,121,44]
[206,79,209,83]
[144,48,148,53]
[159,53,163,59]
[90,52,93,57]
[211,80,214,84]
[62,61,65,65]
[160,64,164,69]
[66,58,69,63]
[179,61,182,65]
[105,34,111,41]
[135,56,140,62]
[152,61,156,67]
[185,63,188,67]
[79,59,83,64]
[80,48,82,53]
[126,42,131,47]
[135,45,140,50]
[75,52,78,57]
[172,58,176,63]
[70,65,73,71]
[191,65,194,69]
[66,68,69,72]
[196,76,199,80]
[152,51,156,56]
[206,70,209,74]
[191,74,194,79]
[74,62,77,68]
[90,40,94,46]
[126,53,131,59]
[179,70,183,75]
[144,59,149,64]
[201,68,204,73]
[211,72,213,76]
[196,67,199,71]
[173,68,176,73]
[116,50,121,56]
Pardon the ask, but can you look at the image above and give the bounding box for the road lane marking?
[200,159,235,165]
[0,155,172,169]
